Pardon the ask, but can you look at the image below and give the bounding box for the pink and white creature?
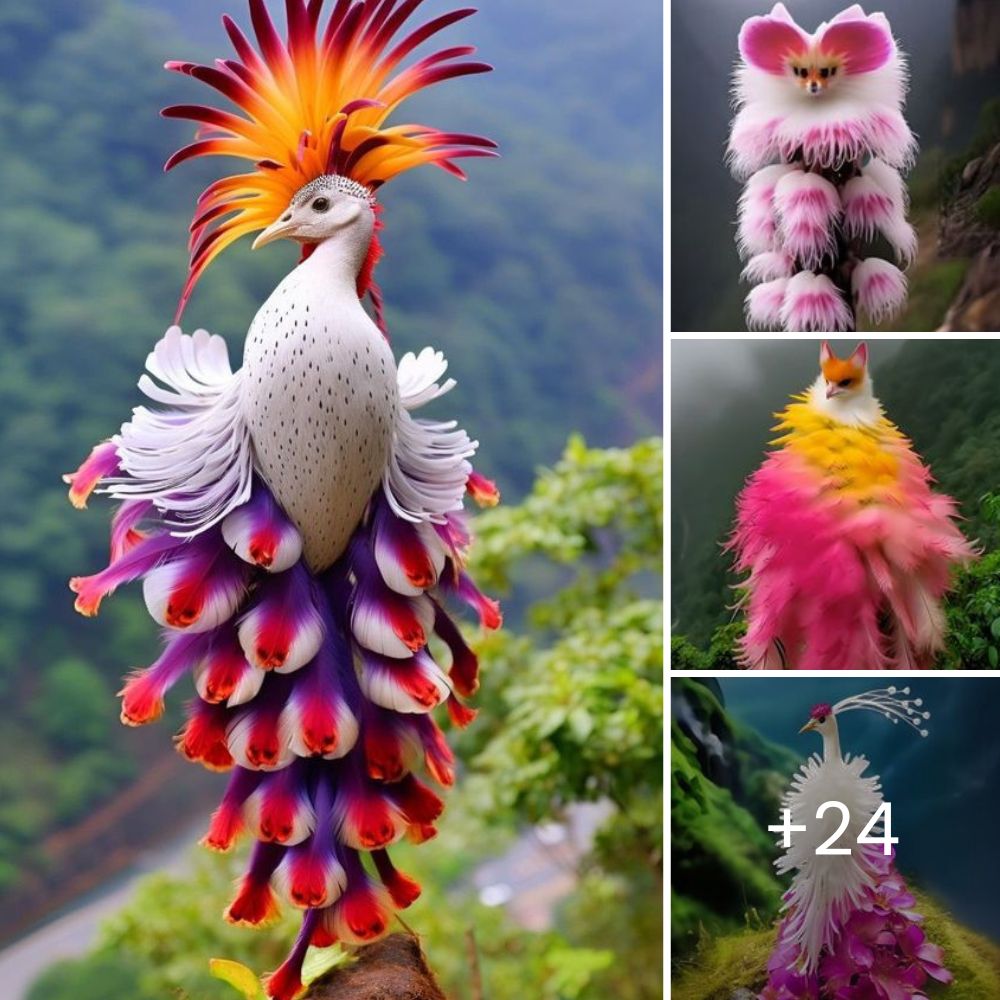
[729,4,917,332]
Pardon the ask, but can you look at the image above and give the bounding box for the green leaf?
[989,645,998,669]
[568,707,594,741]
[990,617,1000,639]
[209,958,265,1000]
[301,944,349,985]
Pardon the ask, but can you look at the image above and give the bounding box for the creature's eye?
[830,66,837,76]
[817,715,827,723]
[838,378,852,388]
[312,197,330,213]
[820,67,830,79]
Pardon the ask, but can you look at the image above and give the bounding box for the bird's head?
[819,341,868,400]
[252,175,376,256]
[799,702,835,736]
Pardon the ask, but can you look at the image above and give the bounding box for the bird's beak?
[799,719,818,734]
[252,215,296,250]
[825,383,842,399]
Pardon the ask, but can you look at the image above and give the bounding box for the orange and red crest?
[164,0,497,316]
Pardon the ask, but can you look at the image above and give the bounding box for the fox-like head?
[787,54,844,95]
[739,3,895,98]
[819,341,868,399]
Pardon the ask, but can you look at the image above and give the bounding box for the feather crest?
[164,1,497,314]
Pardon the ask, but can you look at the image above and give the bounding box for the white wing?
[383,347,477,523]
[104,326,253,534]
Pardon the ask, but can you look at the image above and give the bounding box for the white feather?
[351,593,435,659]
[359,652,452,714]
[142,558,244,634]
[221,506,302,574]
[383,349,477,525]
[104,327,253,535]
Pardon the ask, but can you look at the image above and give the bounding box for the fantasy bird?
[729,342,975,669]
[65,3,500,997]
[728,4,917,331]
[760,687,953,999]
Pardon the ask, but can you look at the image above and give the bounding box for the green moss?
[974,186,1000,229]
[889,259,968,332]
[920,893,1000,999]
[671,892,1000,1000]
[672,925,775,1000]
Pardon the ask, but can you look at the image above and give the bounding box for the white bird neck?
[821,720,843,762]
[296,230,371,298]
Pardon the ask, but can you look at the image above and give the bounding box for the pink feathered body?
[729,395,975,668]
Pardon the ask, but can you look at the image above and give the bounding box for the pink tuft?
[774,171,840,270]
[737,164,796,256]
[780,271,853,332]
[742,251,794,283]
[466,469,500,508]
[774,170,841,224]
[65,441,120,509]
[809,703,833,720]
[745,278,788,330]
[852,257,908,325]
[841,174,894,241]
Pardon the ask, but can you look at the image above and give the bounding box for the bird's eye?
[838,378,852,388]
[820,67,830,79]
[830,66,837,76]
[817,715,826,723]
[312,197,330,213]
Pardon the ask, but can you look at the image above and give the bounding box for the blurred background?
[0,1,663,997]
[671,338,1000,669]
[672,0,1000,332]
[671,676,1000,994]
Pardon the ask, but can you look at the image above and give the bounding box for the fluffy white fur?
[728,5,914,178]
[806,370,882,427]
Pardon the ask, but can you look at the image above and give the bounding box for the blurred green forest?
[30,437,663,1000]
[672,340,1000,667]
[0,0,661,929]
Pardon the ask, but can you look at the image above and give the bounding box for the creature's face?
[787,53,843,96]
[739,4,895,90]
[252,175,375,251]
[819,341,868,400]
[799,703,836,736]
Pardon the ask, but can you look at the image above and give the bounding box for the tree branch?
[303,934,446,1000]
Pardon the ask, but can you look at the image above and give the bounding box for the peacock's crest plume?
[163,0,498,317]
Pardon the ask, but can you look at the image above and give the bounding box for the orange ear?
[819,341,834,365]
[849,342,868,368]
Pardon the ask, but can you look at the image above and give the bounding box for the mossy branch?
[303,935,445,1000]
